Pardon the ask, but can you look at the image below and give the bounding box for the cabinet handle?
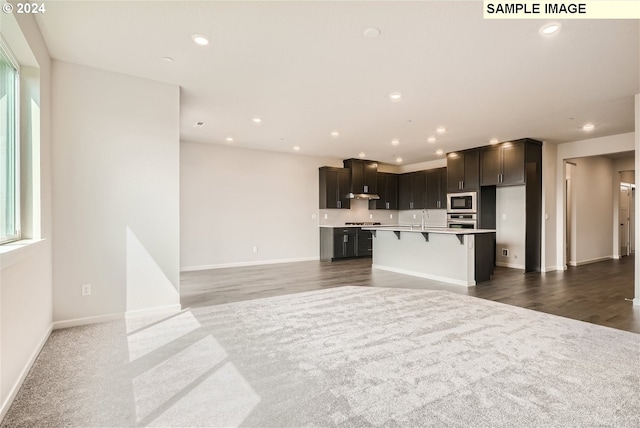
[343,235,348,243]
[410,202,414,209]
[337,200,341,208]
[386,202,390,210]
[364,185,368,193]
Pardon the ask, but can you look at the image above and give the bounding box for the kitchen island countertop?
[362,225,496,234]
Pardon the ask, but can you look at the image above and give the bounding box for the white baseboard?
[52,312,124,330]
[569,256,613,267]
[0,324,52,422]
[496,261,525,270]
[125,304,182,319]
[181,256,318,272]
[53,303,184,329]
[372,264,474,287]
[541,265,558,272]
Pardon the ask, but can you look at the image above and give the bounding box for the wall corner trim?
[52,313,124,330]
[0,324,52,422]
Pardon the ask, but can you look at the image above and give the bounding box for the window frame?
[0,34,21,245]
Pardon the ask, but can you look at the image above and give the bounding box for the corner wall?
[0,11,52,420]
[51,61,181,323]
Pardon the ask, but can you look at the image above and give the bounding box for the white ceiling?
[35,1,639,165]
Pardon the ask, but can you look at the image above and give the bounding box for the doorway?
[619,170,635,257]
[565,162,577,266]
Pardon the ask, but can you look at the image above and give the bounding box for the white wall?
[51,61,180,323]
[180,142,340,270]
[0,12,52,420]
[495,186,526,269]
[567,156,615,265]
[555,132,635,269]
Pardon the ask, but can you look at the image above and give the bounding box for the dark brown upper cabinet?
[399,171,427,210]
[447,149,479,192]
[343,159,378,194]
[480,141,526,186]
[319,167,350,209]
[370,172,398,210]
[426,167,447,209]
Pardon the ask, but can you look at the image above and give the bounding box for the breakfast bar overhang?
[363,226,497,286]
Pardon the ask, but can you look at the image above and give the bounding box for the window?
[0,37,20,244]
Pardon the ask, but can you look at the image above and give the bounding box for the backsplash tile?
[319,199,446,227]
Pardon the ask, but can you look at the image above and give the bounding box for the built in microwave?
[447,192,477,213]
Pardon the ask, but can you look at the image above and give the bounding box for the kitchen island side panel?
[371,231,475,286]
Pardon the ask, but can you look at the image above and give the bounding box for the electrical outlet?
[81,284,91,296]
[324,214,328,219]
[413,214,417,219]
[502,213,507,220]
[369,214,373,219]
[253,246,258,253]
[390,214,393,219]
[311,213,316,220]
[502,249,509,257]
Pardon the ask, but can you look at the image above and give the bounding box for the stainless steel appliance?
[447,213,477,229]
[447,192,477,213]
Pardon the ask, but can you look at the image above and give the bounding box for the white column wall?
[51,61,181,323]
[635,95,640,306]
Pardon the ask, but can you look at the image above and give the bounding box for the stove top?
[345,222,381,225]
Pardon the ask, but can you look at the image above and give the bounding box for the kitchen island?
[363,226,496,286]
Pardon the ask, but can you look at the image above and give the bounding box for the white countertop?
[362,225,496,234]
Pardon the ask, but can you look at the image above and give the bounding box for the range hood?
[347,192,380,200]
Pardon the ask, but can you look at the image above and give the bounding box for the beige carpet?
[2,286,639,427]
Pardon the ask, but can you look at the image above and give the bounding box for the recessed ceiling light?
[436,149,444,156]
[539,22,561,36]
[363,27,381,38]
[436,126,446,134]
[490,138,499,145]
[391,138,400,146]
[192,34,210,46]
[163,56,174,63]
[330,130,340,138]
[193,121,204,128]
[225,137,234,143]
[252,117,262,123]
[427,136,436,143]
[395,157,403,164]
[582,123,595,132]
[389,92,402,101]
[293,146,300,151]
[358,152,366,158]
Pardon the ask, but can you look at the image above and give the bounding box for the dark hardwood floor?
[181,256,640,334]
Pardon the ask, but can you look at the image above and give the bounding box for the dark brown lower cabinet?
[320,227,373,261]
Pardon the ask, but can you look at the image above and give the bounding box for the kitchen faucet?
[421,209,429,230]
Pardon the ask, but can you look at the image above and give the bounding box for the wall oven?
[447,192,477,214]
[447,213,477,229]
